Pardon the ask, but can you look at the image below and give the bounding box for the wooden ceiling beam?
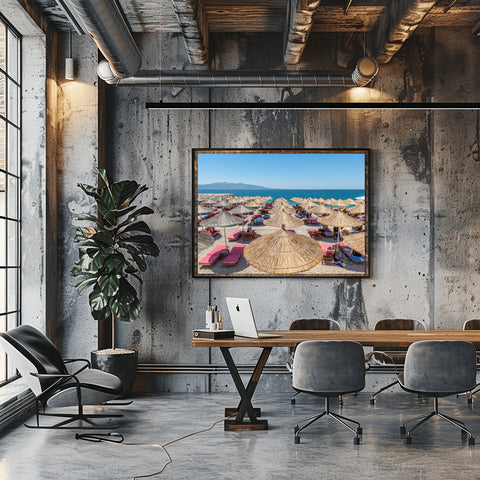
[283,0,322,64]
[172,0,209,64]
[373,0,440,64]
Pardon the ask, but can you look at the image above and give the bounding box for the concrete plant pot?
[91,349,138,397]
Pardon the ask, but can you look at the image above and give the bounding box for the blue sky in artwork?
[197,152,366,189]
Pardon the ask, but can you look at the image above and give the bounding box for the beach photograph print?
[193,149,368,278]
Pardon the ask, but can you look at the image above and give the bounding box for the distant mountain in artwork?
[198,182,268,190]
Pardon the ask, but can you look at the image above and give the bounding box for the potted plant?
[71,168,159,396]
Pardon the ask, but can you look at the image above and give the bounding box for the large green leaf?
[104,254,125,274]
[103,205,137,222]
[89,288,108,311]
[77,214,99,223]
[98,274,120,297]
[75,277,97,293]
[116,206,155,229]
[118,220,151,235]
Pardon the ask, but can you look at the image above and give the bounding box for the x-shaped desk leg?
[221,346,272,431]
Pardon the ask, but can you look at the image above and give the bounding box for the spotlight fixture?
[351,57,378,87]
[65,30,74,80]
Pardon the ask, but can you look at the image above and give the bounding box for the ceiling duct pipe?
[66,0,141,84]
[114,69,356,87]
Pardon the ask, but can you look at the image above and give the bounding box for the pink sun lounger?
[199,245,228,267]
[228,229,243,241]
[223,244,245,266]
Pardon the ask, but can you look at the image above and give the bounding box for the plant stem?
[112,312,116,350]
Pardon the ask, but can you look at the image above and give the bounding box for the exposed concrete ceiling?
[31,0,480,65]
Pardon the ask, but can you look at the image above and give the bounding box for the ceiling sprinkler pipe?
[351,57,379,87]
[116,70,356,87]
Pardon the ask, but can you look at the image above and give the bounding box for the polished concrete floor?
[1,391,480,479]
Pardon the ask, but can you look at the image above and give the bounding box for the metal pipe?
[65,0,141,83]
[117,70,356,87]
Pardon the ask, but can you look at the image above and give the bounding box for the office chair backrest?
[0,325,67,396]
[404,340,476,394]
[288,319,340,355]
[463,319,480,330]
[373,318,425,353]
[292,340,365,394]
[289,318,341,331]
[374,319,425,331]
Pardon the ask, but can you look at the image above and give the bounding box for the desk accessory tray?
[193,329,235,339]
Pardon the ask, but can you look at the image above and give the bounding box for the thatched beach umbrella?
[200,210,243,248]
[264,210,305,228]
[229,204,255,231]
[213,199,232,208]
[229,204,254,215]
[301,199,318,209]
[244,227,323,274]
[347,203,365,215]
[310,204,332,215]
[321,210,364,228]
[197,231,215,249]
[342,232,366,256]
[197,204,215,215]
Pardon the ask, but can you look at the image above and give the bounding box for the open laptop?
[226,297,281,338]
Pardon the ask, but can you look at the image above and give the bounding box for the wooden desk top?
[191,330,480,348]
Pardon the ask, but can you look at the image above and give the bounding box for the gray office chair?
[292,340,366,445]
[367,318,425,405]
[285,318,341,405]
[0,325,124,429]
[398,340,477,445]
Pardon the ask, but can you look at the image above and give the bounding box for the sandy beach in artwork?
[195,195,366,277]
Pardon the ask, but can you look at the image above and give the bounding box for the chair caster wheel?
[370,398,376,405]
[469,437,475,445]
[354,436,360,445]
[405,436,412,444]
[357,427,363,435]
[400,426,406,435]
[294,436,300,444]
[291,399,296,405]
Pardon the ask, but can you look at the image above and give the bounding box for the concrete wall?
[56,28,480,392]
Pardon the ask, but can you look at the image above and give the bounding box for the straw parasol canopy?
[310,204,333,215]
[244,228,323,274]
[197,231,215,249]
[200,210,243,248]
[321,210,364,228]
[197,204,215,215]
[213,199,232,208]
[347,203,365,215]
[342,232,366,256]
[264,209,305,228]
[301,199,319,209]
[229,204,254,215]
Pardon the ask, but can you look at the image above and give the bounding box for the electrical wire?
[75,414,234,479]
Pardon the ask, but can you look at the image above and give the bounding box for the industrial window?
[0,15,21,386]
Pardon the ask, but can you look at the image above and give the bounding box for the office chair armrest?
[365,350,401,375]
[63,358,91,369]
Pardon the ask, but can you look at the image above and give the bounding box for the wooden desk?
[192,330,480,430]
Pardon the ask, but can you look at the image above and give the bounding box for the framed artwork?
[193,149,369,278]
